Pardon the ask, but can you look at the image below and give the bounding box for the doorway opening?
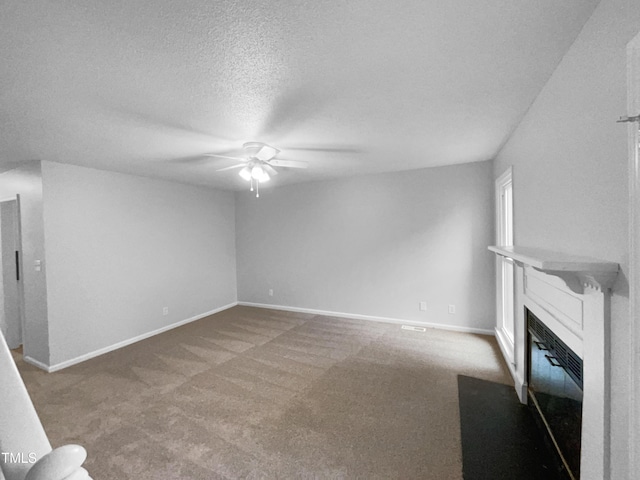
[0,196,25,356]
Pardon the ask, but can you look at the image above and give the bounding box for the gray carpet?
[14,306,511,479]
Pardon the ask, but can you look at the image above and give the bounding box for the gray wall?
[492,0,640,477]
[236,161,495,331]
[41,161,237,366]
[0,162,49,365]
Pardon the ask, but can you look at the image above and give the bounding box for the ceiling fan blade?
[282,145,362,154]
[263,164,278,176]
[269,159,309,169]
[256,145,280,161]
[202,153,246,161]
[168,155,215,165]
[216,164,247,172]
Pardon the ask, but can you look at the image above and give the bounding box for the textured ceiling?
[0,0,599,190]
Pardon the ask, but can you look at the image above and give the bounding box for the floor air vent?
[401,325,426,332]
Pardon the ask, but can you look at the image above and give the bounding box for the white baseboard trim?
[494,326,528,404]
[41,302,238,373]
[515,372,528,404]
[23,355,50,371]
[495,327,516,368]
[238,301,494,335]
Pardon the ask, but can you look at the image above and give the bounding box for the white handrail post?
[25,445,91,480]
[0,331,93,480]
[0,330,50,480]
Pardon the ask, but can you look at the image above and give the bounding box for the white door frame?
[0,195,25,351]
[627,30,640,477]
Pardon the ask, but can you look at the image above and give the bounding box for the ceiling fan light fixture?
[214,141,306,197]
[251,165,265,180]
[206,141,310,199]
[238,166,252,181]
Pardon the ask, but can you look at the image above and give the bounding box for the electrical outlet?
[419,301,427,311]
[162,307,169,316]
[448,304,456,314]
[268,288,274,297]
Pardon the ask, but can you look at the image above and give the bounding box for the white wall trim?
[25,300,494,372]
[22,355,50,371]
[496,328,527,403]
[238,301,495,335]
[494,326,516,376]
[29,302,238,373]
[627,29,640,478]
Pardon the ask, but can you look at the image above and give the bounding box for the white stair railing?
[0,330,91,480]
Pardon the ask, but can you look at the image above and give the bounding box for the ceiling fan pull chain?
[250,178,254,192]
[256,181,260,198]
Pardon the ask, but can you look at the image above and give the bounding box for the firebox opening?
[527,308,583,480]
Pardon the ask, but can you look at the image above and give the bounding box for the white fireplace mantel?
[489,245,619,480]
[488,245,619,294]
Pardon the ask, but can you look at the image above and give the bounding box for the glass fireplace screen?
[527,308,583,480]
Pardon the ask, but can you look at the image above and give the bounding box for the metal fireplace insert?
[527,308,583,480]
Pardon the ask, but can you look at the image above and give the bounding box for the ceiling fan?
[204,142,308,197]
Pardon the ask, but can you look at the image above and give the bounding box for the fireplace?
[527,308,583,480]
[488,245,618,480]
